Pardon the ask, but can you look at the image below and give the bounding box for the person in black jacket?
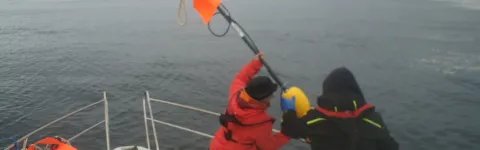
[280,67,399,150]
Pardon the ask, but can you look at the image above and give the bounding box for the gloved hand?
[280,110,306,139]
[280,95,296,112]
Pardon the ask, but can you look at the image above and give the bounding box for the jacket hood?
[316,67,373,138]
[317,67,367,111]
[227,90,274,125]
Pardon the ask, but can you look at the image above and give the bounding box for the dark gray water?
[1,0,479,149]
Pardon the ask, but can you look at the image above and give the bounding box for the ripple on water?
[416,49,480,75]
[433,0,480,10]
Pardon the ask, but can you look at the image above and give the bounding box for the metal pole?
[143,99,151,150]
[145,91,160,150]
[104,91,110,150]
[215,3,287,91]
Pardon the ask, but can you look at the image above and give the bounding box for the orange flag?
[193,0,221,24]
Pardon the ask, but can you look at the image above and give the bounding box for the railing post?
[22,137,28,149]
[145,91,160,150]
[142,99,151,150]
[104,91,110,150]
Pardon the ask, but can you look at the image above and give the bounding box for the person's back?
[281,67,398,150]
[301,107,397,150]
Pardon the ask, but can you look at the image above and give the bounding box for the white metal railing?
[142,99,151,150]
[104,92,110,150]
[147,118,213,139]
[67,121,105,142]
[144,92,160,150]
[4,91,111,150]
[143,91,216,150]
[142,90,297,149]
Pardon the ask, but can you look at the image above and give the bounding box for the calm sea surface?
[1,0,479,149]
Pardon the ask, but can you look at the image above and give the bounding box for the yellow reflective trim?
[363,118,382,128]
[353,100,357,110]
[334,106,338,112]
[306,118,326,125]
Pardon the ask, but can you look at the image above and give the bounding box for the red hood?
[226,90,274,125]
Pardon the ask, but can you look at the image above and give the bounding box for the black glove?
[280,110,307,139]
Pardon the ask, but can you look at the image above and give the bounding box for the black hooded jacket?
[281,67,399,150]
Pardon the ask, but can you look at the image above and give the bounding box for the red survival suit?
[209,58,290,150]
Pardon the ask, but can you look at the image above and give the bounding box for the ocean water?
[434,0,480,10]
[0,0,479,149]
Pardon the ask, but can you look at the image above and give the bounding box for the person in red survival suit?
[280,67,399,150]
[209,52,293,150]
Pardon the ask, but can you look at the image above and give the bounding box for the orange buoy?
[26,137,77,150]
[281,86,311,117]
